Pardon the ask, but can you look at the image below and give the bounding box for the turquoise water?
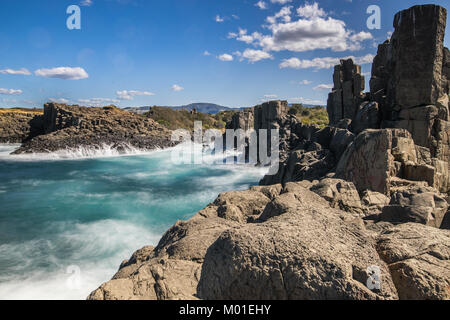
[0,144,266,300]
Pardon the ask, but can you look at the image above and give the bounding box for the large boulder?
[351,102,380,135]
[376,223,450,300]
[197,188,398,300]
[379,187,448,228]
[310,178,363,215]
[336,129,413,195]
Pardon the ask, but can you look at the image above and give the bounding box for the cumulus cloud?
[171,84,184,92]
[0,88,23,95]
[255,1,267,10]
[279,54,375,70]
[271,0,292,4]
[235,49,273,63]
[296,2,325,18]
[289,97,325,105]
[313,84,333,91]
[80,0,93,6]
[116,90,155,100]
[49,98,70,104]
[203,51,211,56]
[299,80,313,85]
[78,98,120,106]
[218,54,234,61]
[266,6,292,24]
[215,15,224,22]
[264,94,277,99]
[231,2,372,53]
[35,67,89,80]
[0,68,31,75]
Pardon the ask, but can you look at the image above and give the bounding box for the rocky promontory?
[89,4,450,300]
[3,103,175,154]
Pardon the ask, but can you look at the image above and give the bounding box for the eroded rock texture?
[13,103,175,154]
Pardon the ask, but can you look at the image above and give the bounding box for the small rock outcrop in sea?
[88,4,450,300]
[10,103,175,154]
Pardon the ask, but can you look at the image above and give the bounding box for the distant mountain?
[124,103,236,115]
[171,103,236,114]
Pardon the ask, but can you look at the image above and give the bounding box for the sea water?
[0,144,267,300]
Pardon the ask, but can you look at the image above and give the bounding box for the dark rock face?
[13,103,175,154]
[370,5,450,170]
[391,5,447,108]
[327,59,368,126]
[0,111,44,143]
[225,108,254,131]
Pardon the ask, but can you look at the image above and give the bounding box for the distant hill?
[124,103,236,115]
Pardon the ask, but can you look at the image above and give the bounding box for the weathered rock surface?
[13,103,175,154]
[327,59,368,126]
[310,178,363,215]
[379,186,448,228]
[87,4,450,301]
[0,110,44,143]
[226,108,254,131]
[376,223,450,300]
[197,187,398,300]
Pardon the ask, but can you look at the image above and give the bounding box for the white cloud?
[218,54,234,61]
[349,31,373,42]
[230,2,372,53]
[80,0,93,6]
[203,51,211,56]
[78,98,120,106]
[171,84,184,92]
[49,98,70,104]
[279,54,375,70]
[35,67,89,80]
[255,1,267,10]
[266,6,292,24]
[0,68,31,75]
[236,49,273,63]
[215,15,224,23]
[289,97,325,105]
[264,94,277,99]
[116,90,155,100]
[271,0,292,4]
[296,2,326,18]
[313,84,333,91]
[0,88,23,95]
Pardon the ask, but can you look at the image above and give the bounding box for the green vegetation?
[289,104,328,128]
[144,106,238,131]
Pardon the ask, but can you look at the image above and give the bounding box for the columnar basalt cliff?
[86,4,450,300]
[10,103,175,154]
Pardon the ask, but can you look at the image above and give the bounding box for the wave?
[0,143,170,162]
[0,219,161,300]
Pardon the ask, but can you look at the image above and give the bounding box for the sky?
[0,0,449,109]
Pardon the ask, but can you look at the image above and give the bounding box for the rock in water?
[13,103,175,154]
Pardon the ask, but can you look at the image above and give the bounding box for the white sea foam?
[0,219,161,300]
[0,143,170,162]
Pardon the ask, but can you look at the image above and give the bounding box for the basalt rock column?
[327,59,367,126]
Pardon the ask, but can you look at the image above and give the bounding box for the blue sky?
[0,0,449,109]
